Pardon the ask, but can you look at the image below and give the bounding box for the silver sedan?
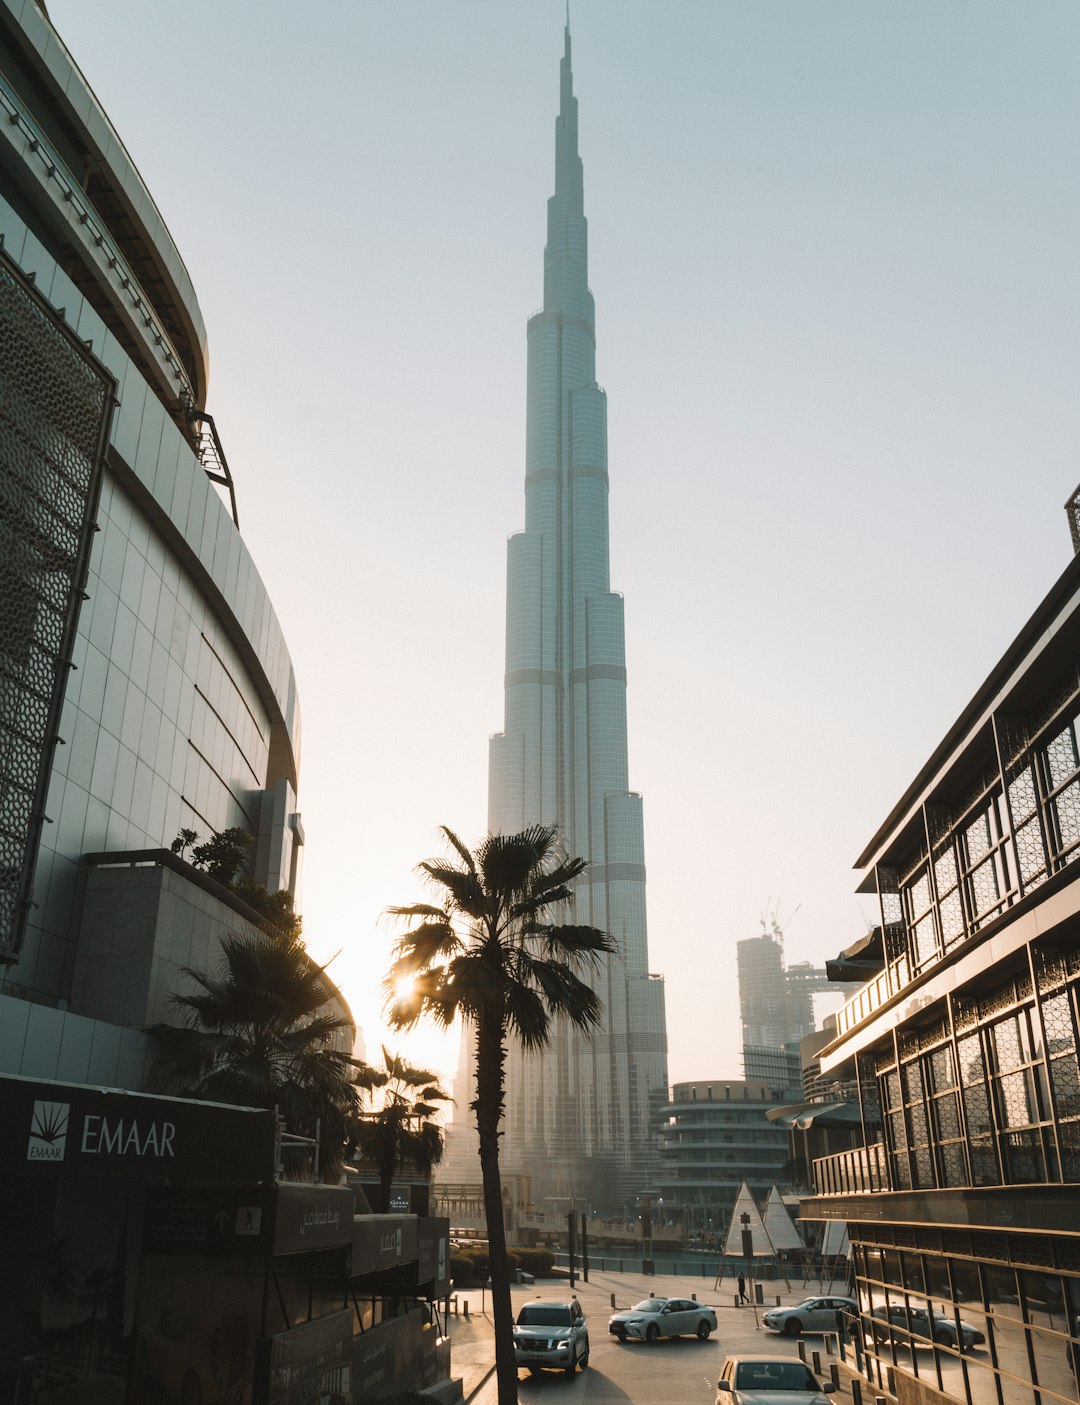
[609,1296,718,1343]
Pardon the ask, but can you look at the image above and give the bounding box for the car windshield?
[735,1361,818,1391]
[517,1306,571,1326]
[631,1299,665,1312]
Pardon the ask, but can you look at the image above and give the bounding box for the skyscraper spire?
[480,21,669,1211]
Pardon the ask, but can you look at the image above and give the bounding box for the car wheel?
[645,1323,659,1343]
[565,1347,577,1377]
[579,1344,589,1369]
[696,1319,711,1340]
[785,1318,803,1338]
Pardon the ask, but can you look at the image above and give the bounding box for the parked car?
[608,1296,718,1342]
[513,1299,589,1375]
[716,1354,837,1403]
[870,1304,984,1351]
[763,1296,857,1337]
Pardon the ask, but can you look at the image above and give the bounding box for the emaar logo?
[28,1101,70,1162]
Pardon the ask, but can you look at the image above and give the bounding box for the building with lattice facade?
[804,509,1080,1405]
[453,22,668,1213]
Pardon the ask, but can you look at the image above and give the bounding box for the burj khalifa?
[484,22,669,1210]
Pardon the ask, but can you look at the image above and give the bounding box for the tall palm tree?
[385,824,615,1405]
[147,930,358,1177]
[351,1047,450,1212]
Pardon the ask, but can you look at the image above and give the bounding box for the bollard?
[692,1293,697,1301]
[797,1342,807,1363]
[812,1350,822,1375]
[754,1283,764,1305]
[775,1295,781,1307]
[850,1381,862,1405]
[734,1295,740,1308]
[830,1363,840,1388]
[610,1293,616,1309]
[463,1301,469,1319]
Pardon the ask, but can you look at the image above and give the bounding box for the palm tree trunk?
[474,1018,517,1405]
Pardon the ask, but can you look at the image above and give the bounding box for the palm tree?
[385,824,615,1405]
[147,930,358,1177]
[351,1047,450,1212]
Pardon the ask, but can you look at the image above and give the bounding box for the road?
[461,1270,859,1405]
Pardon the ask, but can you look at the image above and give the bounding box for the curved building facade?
[0,0,304,1082]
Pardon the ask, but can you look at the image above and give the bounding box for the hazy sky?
[47,1,1080,1087]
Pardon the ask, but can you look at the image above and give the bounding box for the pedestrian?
[738,1272,748,1305]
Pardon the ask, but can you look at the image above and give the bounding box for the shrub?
[508,1246,555,1277]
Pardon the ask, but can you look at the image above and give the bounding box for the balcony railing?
[812,1142,888,1196]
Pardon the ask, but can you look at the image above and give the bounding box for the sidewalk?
[443,1289,496,1402]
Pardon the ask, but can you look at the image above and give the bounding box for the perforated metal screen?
[0,250,114,960]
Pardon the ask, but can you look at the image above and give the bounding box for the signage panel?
[0,1075,276,1183]
[352,1214,419,1276]
[272,1183,354,1254]
[145,1186,273,1255]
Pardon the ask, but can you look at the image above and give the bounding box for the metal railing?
[812,1142,888,1196]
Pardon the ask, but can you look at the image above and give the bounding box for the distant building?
[739,928,844,1096]
[803,497,1080,1404]
[656,1079,792,1236]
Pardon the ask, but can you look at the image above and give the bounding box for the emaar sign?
[4,1076,277,1184]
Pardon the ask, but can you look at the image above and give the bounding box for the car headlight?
[555,1341,568,1350]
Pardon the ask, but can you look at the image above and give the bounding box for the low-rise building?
[656,1079,792,1237]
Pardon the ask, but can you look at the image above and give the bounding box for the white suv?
[513,1299,589,1375]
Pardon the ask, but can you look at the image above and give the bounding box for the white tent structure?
[715,1182,792,1290]
[763,1186,805,1254]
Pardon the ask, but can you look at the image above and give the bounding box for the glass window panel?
[985,1263,1022,1320]
[971,855,1001,916]
[935,1091,961,1138]
[914,912,939,966]
[1046,725,1079,790]
[1055,779,1080,853]
[935,847,958,893]
[1015,816,1048,885]
[902,1254,926,1293]
[931,1046,957,1090]
[960,1034,988,1086]
[999,1070,1036,1129]
[909,871,932,916]
[925,1256,951,1298]
[1044,994,1078,1054]
[940,889,966,945]
[1003,1129,1046,1182]
[970,1137,1001,1186]
[966,811,993,862]
[1021,1272,1068,1334]
[993,1019,1024,1073]
[964,1084,993,1136]
[941,1142,968,1186]
[1029,1323,1079,1402]
[1010,767,1037,823]
[884,1251,904,1288]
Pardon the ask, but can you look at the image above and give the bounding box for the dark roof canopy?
[825,926,884,983]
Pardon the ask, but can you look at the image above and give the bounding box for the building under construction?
[738,921,843,1096]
